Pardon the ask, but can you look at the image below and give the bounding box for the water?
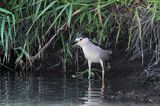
[0,74,159,106]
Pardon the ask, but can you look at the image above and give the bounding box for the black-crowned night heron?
[74,36,112,80]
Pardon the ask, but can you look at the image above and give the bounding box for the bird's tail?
[105,50,112,55]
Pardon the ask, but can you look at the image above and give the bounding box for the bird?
[73,36,112,80]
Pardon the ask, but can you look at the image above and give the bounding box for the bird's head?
[73,36,89,46]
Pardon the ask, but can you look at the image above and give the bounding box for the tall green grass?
[0,0,160,71]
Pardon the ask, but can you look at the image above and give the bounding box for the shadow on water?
[0,72,160,106]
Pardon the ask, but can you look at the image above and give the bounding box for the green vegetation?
[0,0,160,72]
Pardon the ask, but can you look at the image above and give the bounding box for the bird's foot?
[107,63,111,70]
[75,70,88,78]
[74,69,95,79]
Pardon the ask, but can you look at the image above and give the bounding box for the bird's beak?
[70,40,78,45]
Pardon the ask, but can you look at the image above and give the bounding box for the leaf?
[156,15,160,21]
[67,3,73,27]
[0,8,13,15]
[1,18,5,47]
[34,0,57,21]
[80,12,86,24]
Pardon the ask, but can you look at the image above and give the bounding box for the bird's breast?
[82,46,100,63]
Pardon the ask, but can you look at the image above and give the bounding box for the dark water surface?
[0,74,159,106]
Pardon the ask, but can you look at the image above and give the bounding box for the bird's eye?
[80,38,82,41]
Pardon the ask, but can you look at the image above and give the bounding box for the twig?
[32,23,66,61]
[32,9,81,62]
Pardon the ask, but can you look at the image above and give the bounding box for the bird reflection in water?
[81,79,105,106]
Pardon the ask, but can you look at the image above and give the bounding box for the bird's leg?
[99,59,105,80]
[88,60,92,79]
[107,62,111,70]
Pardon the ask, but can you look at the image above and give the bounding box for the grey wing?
[100,49,112,61]
[90,40,106,49]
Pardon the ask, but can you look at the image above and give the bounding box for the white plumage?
[74,37,112,80]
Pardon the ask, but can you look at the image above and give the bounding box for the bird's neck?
[81,41,94,52]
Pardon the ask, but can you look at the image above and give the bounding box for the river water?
[0,73,159,106]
